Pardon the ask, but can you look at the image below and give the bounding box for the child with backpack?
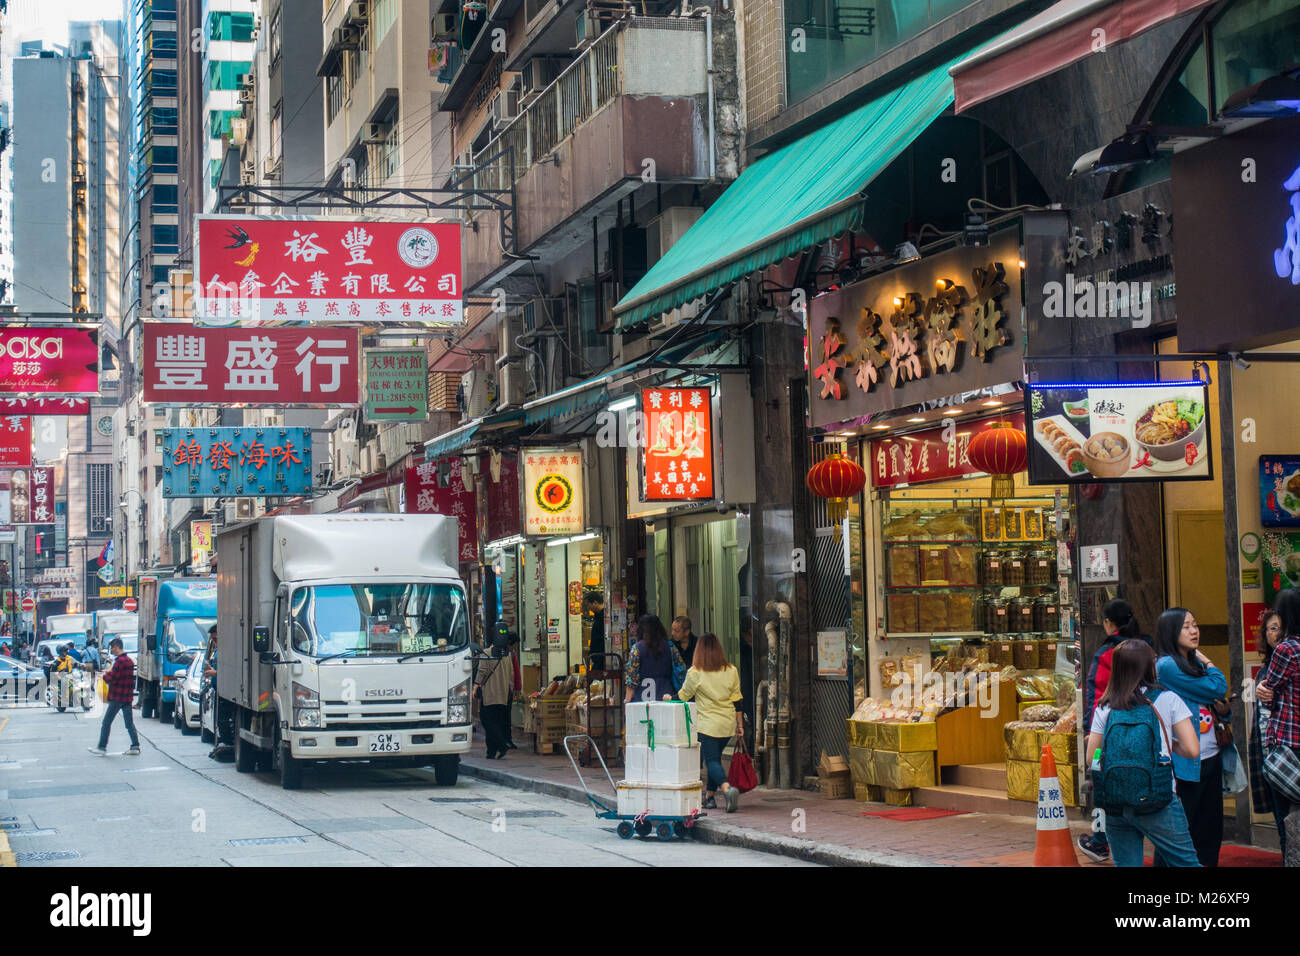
[1087,639,1202,867]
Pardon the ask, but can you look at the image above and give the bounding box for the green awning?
[424,421,479,457]
[613,49,973,329]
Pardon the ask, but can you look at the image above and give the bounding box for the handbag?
[1263,744,1300,804]
[1220,742,1248,795]
[727,734,759,793]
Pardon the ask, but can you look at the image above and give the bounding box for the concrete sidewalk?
[459,742,1283,867]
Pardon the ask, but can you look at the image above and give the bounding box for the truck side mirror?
[252,626,270,654]
[146,633,156,651]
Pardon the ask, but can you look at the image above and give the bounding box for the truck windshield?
[166,617,216,665]
[52,632,89,648]
[110,633,138,653]
[291,584,469,658]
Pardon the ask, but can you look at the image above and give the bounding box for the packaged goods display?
[889,546,920,587]
[949,545,977,586]
[1001,550,1026,585]
[1050,704,1078,733]
[1019,703,1064,723]
[921,546,949,584]
[1004,720,1055,761]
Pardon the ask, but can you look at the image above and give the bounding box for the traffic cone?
[1033,744,1079,866]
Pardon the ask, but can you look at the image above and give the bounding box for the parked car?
[0,657,44,702]
[174,649,204,735]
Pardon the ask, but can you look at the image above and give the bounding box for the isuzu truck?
[215,514,474,789]
[138,576,217,721]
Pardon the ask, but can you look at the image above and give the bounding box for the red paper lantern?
[967,420,1028,498]
[806,452,867,527]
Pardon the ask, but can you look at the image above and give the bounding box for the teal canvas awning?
[613,47,976,329]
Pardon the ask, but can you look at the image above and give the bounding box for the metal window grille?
[88,463,111,534]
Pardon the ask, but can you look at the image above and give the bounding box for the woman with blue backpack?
[1154,607,1230,866]
[1087,639,1202,867]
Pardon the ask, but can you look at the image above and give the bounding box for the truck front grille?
[321,698,444,729]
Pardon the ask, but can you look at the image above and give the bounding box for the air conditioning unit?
[334,25,360,50]
[646,206,704,262]
[574,11,601,48]
[237,498,255,520]
[263,154,282,178]
[498,310,525,361]
[361,122,387,143]
[498,363,530,409]
[236,73,254,89]
[488,89,519,129]
[431,12,456,40]
[457,370,494,420]
[522,296,562,332]
[520,57,565,100]
[238,87,254,104]
[231,117,248,146]
[346,1,370,24]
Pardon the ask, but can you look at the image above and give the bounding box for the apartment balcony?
[462,16,711,294]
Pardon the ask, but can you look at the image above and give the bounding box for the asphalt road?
[0,699,814,867]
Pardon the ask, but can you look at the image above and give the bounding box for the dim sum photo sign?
[1024,381,1212,485]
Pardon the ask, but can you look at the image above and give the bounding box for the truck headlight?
[292,682,319,709]
[294,708,322,729]
[447,677,471,725]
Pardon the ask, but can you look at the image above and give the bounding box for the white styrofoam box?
[616,781,703,818]
[624,701,698,747]
[624,744,702,786]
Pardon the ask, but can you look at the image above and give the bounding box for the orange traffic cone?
[1034,744,1079,866]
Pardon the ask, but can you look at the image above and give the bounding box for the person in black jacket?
[671,616,697,669]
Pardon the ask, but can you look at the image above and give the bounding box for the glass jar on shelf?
[1033,596,1060,633]
[1009,595,1037,633]
[984,597,1009,634]
[1027,548,1055,585]
[979,550,1003,586]
[1001,550,1026,586]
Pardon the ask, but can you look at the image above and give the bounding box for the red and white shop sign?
[195,215,463,325]
[142,324,361,405]
[0,326,100,395]
[0,398,89,415]
[0,417,31,467]
[1,467,54,524]
[870,411,1026,489]
[641,387,715,501]
[404,458,478,565]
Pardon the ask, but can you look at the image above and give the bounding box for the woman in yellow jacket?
[670,633,744,812]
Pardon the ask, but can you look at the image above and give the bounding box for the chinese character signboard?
[0,417,31,467]
[523,447,584,536]
[142,324,361,405]
[1172,113,1300,352]
[191,520,213,569]
[195,215,463,325]
[1080,544,1119,584]
[807,228,1024,428]
[1025,382,1212,484]
[0,398,89,415]
[364,348,429,422]
[161,427,312,497]
[870,412,1026,489]
[1260,455,1300,527]
[483,452,521,543]
[0,326,100,395]
[404,457,478,564]
[0,467,55,524]
[641,387,714,501]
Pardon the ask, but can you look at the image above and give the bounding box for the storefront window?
[1211,0,1300,116]
[848,449,867,709]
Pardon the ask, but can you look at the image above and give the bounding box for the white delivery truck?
[216,514,474,789]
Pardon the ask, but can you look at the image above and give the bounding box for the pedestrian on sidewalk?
[586,595,606,671]
[88,637,140,756]
[1155,607,1229,866]
[1256,588,1300,863]
[82,636,101,677]
[475,642,513,759]
[670,632,744,813]
[624,615,684,703]
[1249,609,1291,857]
[671,616,698,669]
[1088,638,1201,867]
[1079,598,1146,862]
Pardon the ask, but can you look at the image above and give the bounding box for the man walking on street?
[671,616,697,669]
[88,637,140,756]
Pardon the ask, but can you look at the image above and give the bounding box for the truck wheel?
[432,755,459,786]
[279,743,303,789]
[141,684,155,719]
[173,704,182,729]
[234,729,257,773]
[200,723,213,743]
[159,699,174,723]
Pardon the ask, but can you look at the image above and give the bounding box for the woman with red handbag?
[670,633,745,812]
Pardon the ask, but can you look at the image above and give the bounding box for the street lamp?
[120,489,144,588]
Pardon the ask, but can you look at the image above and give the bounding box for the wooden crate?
[936,679,1017,767]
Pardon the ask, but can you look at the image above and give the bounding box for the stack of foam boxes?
[618,701,702,817]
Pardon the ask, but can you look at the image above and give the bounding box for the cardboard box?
[844,719,938,752]
[883,787,914,807]
[1006,757,1080,806]
[1036,730,1078,765]
[866,750,936,789]
[846,719,873,749]
[818,751,851,777]
[625,744,703,786]
[848,746,875,786]
[625,701,698,747]
[853,783,885,802]
[616,780,703,817]
[532,696,570,719]
[521,665,542,697]
[819,776,853,799]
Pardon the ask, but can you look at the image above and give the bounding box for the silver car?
[173,650,204,734]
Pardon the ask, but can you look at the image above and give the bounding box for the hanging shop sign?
[1080,544,1119,585]
[869,411,1026,489]
[640,386,714,501]
[404,457,479,564]
[0,326,100,396]
[1172,113,1300,352]
[807,228,1024,428]
[523,447,584,536]
[0,398,89,415]
[364,348,429,423]
[191,520,213,569]
[0,467,55,524]
[36,567,78,584]
[161,427,313,498]
[194,215,463,325]
[1259,455,1300,527]
[1025,382,1212,484]
[1262,531,1300,605]
[0,416,31,467]
[142,324,361,405]
[483,451,522,544]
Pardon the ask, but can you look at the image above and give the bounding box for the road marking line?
[0,830,14,867]
[0,717,9,737]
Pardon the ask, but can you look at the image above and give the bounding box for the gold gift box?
[854,783,885,802]
[883,787,914,807]
[1004,724,1052,762]
[845,719,937,752]
[848,746,876,786]
[1006,758,1080,806]
[1037,730,1078,765]
[868,750,937,789]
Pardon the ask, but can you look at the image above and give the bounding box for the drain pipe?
[689,6,716,182]
[765,599,793,789]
